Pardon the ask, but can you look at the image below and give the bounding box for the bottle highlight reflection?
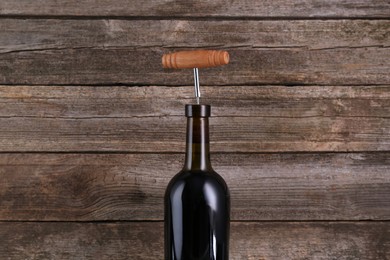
[165,104,230,260]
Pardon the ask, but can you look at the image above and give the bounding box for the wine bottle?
[165,104,230,260]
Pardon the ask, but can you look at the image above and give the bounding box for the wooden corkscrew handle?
[162,50,229,69]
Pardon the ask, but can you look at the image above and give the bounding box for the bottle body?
[165,169,230,260]
[164,104,230,260]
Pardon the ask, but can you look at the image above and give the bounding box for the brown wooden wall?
[0,1,389,259]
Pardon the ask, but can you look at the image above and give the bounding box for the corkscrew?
[162,50,230,104]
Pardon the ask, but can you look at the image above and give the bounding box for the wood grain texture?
[162,50,230,69]
[1,222,389,259]
[1,19,388,85]
[0,153,389,221]
[1,19,388,53]
[1,0,389,258]
[0,0,389,18]
[0,85,389,152]
[1,47,389,86]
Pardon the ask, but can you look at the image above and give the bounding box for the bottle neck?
[183,116,212,171]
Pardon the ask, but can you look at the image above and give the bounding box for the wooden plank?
[0,85,389,152]
[1,47,389,86]
[0,153,389,221]
[2,85,389,117]
[1,19,389,53]
[1,18,389,86]
[1,19,388,85]
[1,222,389,259]
[0,0,389,18]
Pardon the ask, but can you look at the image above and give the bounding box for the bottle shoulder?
[165,169,229,197]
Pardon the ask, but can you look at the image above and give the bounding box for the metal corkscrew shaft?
[162,50,229,103]
[193,68,200,104]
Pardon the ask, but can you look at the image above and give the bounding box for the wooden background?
[0,1,389,259]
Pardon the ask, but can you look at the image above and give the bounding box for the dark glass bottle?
[165,104,230,260]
